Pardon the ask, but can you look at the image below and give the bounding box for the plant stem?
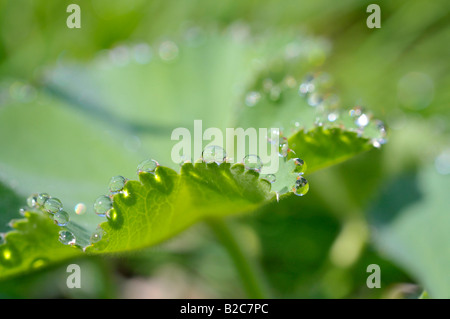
[206,218,267,299]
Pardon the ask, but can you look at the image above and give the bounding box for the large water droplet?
[53,210,69,226]
[44,198,63,214]
[202,145,226,164]
[137,159,159,174]
[109,175,127,194]
[27,195,37,208]
[298,82,315,96]
[243,155,262,172]
[292,176,309,196]
[159,41,179,61]
[94,195,112,217]
[293,158,307,174]
[245,91,261,107]
[36,193,49,206]
[58,230,76,245]
[74,203,86,215]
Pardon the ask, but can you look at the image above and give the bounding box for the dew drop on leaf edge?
[293,158,307,174]
[44,197,63,214]
[292,176,309,196]
[109,175,127,194]
[27,195,37,208]
[94,195,112,217]
[137,159,159,174]
[202,145,227,164]
[243,154,263,172]
[58,230,76,246]
[53,210,69,226]
[36,193,50,206]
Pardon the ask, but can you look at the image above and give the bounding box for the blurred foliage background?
[0,0,449,298]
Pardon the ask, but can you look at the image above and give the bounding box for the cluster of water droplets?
[24,193,76,246]
[243,70,388,148]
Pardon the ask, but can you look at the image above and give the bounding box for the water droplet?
[94,195,112,217]
[27,195,37,208]
[58,230,76,245]
[243,155,262,172]
[284,75,297,88]
[293,158,307,174]
[44,198,63,214]
[245,91,261,107]
[355,113,370,127]
[19,207,29,216]
[53,210,69,226]
[178,155,191,166]
[298,83,315,96]
[262,174,276,183]
[36,193,49,206]
[349,106,363,117]
[184,26,205,47]
[262,78,274,92]
[292,176,309,196]
[137,159,159,174]
[307,93,323,107]
[19,207,27,215]
[0,233,5,245]
[74,203,86,215]
[90,228,104,244]
[202,145,226,164]
[109,175,127,194]
[159,40,179,61]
